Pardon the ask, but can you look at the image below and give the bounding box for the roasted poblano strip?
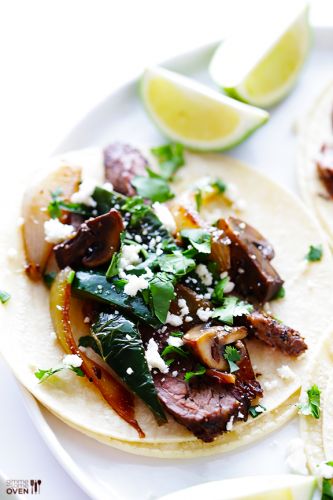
[79,312,166,422]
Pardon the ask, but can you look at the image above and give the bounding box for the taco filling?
[22,142,307,443]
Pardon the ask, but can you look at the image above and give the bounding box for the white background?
[0,1,332,499]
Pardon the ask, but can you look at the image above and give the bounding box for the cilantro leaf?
[298,384,321,419]
[34,367,63,382]
[195,189,202,212]
[181,229,211,254]
[131,176,174,203]
[48,189,91,219]
[161,345,189,360]
[149,273,175,323]
[212,277,229,305]
[69,366,84,377]
[211,179,227,193]
[212,296,253,325]
[223,345,241,373]
[151,143,184,180]
[0,289,11,304]
[306,245,323,262]
[322,463,333,499]
[273,285,285,300]
[170,331,183,337]
[106,251,121,279]
[158,252,196,277]
[184,365,206,382]
[249,404,266,418]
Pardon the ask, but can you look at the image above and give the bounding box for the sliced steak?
[153,340,262,442]
[217,217,283,303]
[317,143,333,198]
[103,142,148,197]
[239,310,307,356]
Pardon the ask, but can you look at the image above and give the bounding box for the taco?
[1,143,333,458]
[297,81,333,247]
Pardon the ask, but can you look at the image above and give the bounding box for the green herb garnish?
[212,276,229,304]
[151,143,184,180]
[131,176,174,203]
[184,365,206,382]
[48,188,91,219]
[158,252,196,277]
[170,331,183,337]
[211,179,227,193]
[223,345,241,373]
[0,289,11,304]
[298,384,321,419]
[195,189,202,212]
[212,296,253,325]
[161,345,189,360]
[149,273,175,323]
[181,229,211,254]
[273,286,285,300]
[322,462,333,499]
[306,245,323,262]
[249,404,266,418]
[106,251,121,279]
[34,364,84,383]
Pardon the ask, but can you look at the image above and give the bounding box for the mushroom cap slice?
[183,324,247,371]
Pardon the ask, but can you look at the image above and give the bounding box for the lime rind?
[209,4,311,108]
[140,66,269,152]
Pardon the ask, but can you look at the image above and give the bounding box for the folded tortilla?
[297,81,333,247]
[1,148,333,458]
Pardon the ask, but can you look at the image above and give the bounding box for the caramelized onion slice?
[183,324,247,370]
[22,166,81,280]
[50,268,144,438]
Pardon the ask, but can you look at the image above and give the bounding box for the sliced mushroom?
[54,209,123,269]
[217,217,283,303]
[183,324,248,370]
[103,143,148,197]
[22,165,81,280]
[206,369,236,384]
[210,228,231,273]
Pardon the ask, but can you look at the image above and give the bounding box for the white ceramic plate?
[18,26,333,500]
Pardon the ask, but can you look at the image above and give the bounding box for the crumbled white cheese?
[44,218,75,244]
[178,298,189,317]
[172,370,178,377]
[263,379,278,391]
[71,178,97,207]
[120,244,142,270]
[124,274,149,297]
[126,367,134,375]
[285,438,308,475]
[196,263,213,286]
[145,338,169,374]
[254,405,265,413]
[224,280,235,294]
[184,316,193,322]
[152,202,176,233]
[134,235,142,243]
[166,312,183,327]
[63,354,82,368]
[102,182,113,192]
[277,365,295,380]
[237,412,244,419]
[196,307,212,322]
[226,416,234,431]
[83,316,91,324]
[316,461,333,479]
[167,336,184,348]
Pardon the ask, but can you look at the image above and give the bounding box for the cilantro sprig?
[298,384,321,419]
[306,245,323,262]
[212,296,253,325]
[0,289,11,304]
[322,462,333,499]
[48,188,91,219]
[181,229,211,254]
[34,364,84,383]
[151,143,184,180]
[224,345,241,373]
[184,365,206,382]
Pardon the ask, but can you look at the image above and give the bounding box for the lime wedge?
[209,3,310,108]
[141,66,268,151]
[158,475,316,500]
